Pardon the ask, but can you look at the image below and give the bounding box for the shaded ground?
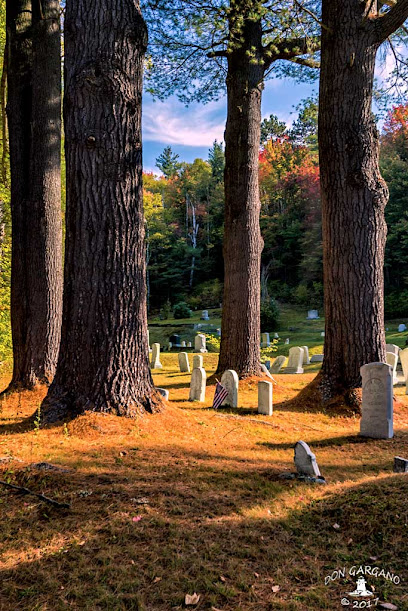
[1,355,408,610]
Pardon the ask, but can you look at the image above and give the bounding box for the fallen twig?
[0,479,71,509]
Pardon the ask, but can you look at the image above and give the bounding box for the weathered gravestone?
[189,368,206,402]
[283,347,304,374]
[261,332,270,348]
[194,334,207,353]
[301,345,310,365]
[221,370,239,407]
[399,323,407,333]
[360,362,393,439]
[193,354,203,370]
[386,351,398,385]
[274,333,279,339]
[181,341,186,348]
[394,456,408,473]
[178,352,190,373]
[187,342,192,348]
[151,343,162,369]
[270,355,286,373]
[258,381,273,416]
[310,354,324,363]
[399,347,408,394]
[294,441,321,477]
[157,387,169,400]
[285,338,290,345]
[201,310,209,320]
[307,310,319,319]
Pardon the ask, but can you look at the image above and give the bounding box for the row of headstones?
[150,335,208,369]
[268,346,323,374]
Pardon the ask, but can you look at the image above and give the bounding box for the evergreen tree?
[156,146,181,178]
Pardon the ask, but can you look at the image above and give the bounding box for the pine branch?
[0,479,71,509]
[263,35,320,69]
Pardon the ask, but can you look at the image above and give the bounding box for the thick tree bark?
[6,0,62,391]
[216,17,264,377]
[319,0,388,403]
[42,0,159,423]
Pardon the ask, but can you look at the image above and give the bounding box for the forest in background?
[144,101,408,320]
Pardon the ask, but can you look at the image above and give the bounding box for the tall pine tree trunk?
[6,0,62,391]
[216,17,264,377]
[42,0,159,423]
[318,0,408,405]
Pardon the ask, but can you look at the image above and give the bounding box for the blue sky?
[142,78,318,173]
[142,52,396,175]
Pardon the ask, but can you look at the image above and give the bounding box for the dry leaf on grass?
[185,593,200,605]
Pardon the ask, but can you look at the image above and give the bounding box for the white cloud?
[143,96,226,147]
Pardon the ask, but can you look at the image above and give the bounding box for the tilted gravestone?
[385,351,398,385]
[394,456,408,473]
[360,362,393,439]
[178,352,190,373]
[258,381,273,416]
[194,334,207,353]
[221,370,239,407]
[301,345,310,365]
[294,441,321,477]
[270,355,286,373]
[151,343,163,369]
[189,367,206,402]
[399,347,408,394]
[193,354,203,370]
[283,347,304,374]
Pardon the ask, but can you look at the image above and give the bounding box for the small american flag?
[212,381,229,409]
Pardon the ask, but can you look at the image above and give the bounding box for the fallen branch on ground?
[0,479,71,509]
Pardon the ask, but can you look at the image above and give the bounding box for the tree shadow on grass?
[1,450,407,610]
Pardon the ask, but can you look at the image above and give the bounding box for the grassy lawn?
[1,355,408,610]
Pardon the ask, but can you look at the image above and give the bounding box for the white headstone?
[386,351,398,385]
[187,342,192,348]
[189,367,206,402]
[270,355,286,373]
[310,354,324,363]
[201,310,209,320]
[398,324,407,333]
[283,347,304,374]
[193,354,203,370]
[151,343,162,369]
[181,340,186,348]
[178,352,190,373]
[221,370,239,407]
[294,441,321,477]
[274,333,279,339]
[285,338,290,345]
[360,362,393,439]
[194,334,207,353]
[258,381,273,416]
[261,332,270,348]
[307,310,319,320]
[301,345,310,365]
[400,347,408,395]
[168,343,172,351]
[320,331,325,337]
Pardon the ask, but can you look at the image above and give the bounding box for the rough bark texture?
[216,17,264,378]
[42,0,159,423]
[319,0,387,402]
[6,0,62,391]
